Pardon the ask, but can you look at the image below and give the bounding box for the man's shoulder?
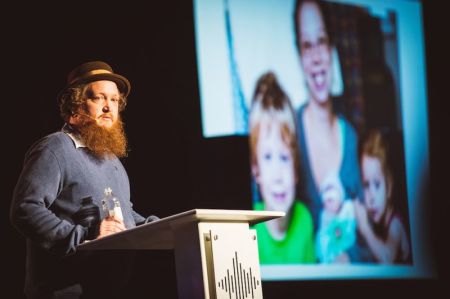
[26,131,73,157]
[36,131,72,147]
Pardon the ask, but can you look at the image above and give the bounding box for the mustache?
[99,113,113,119]
[74,112,114,122]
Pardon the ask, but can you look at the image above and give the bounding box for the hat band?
[69,69,113,85]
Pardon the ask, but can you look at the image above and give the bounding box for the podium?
[78,209,284,299]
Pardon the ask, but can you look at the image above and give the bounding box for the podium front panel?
[199,222,263,299]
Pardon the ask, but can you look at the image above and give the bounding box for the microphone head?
[74,113,99,123]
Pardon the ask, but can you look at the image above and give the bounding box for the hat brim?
[57,73,131,104]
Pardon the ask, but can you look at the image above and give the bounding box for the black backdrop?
[2,1,447,297]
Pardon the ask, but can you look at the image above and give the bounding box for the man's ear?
[68,109,78,125]
[69,106,87,125]
[68,114,77,125]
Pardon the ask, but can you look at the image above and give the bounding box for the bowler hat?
[58,61,131,103]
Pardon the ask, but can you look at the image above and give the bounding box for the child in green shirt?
[249,72,315,264]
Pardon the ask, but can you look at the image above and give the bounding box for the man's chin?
[77,117,127,158]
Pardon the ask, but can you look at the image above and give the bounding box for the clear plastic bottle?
[101,187,123,221]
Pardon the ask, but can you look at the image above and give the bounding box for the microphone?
[73,113,99,123]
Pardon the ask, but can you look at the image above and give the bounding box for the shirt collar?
[62,123,86,148]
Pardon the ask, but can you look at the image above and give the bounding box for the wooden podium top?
[78,209,284,251]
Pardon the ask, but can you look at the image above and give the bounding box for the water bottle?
[73,196,100,240]
[101,187,123,221]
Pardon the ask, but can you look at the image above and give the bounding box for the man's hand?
[96,216,126,239]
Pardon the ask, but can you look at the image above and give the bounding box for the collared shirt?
[61,123,85,148]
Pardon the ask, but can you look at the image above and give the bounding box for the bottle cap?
[104,187,113,195]
[82,196,94,205]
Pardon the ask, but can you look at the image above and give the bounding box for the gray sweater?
[10,129,146,298]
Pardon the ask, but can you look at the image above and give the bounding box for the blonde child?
[355,130,410,263]
[249,71,315,264]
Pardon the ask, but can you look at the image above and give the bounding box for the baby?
[316,170,356,263]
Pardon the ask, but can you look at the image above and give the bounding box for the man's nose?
[102,99,112,112]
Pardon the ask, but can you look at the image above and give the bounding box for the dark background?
[1,0,447,297]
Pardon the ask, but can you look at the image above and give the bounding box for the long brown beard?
[77,117,128,159]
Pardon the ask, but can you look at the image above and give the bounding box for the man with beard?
[10,61,154,299]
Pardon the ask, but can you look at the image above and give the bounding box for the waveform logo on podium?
[216,251,260,299]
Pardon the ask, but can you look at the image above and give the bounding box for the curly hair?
[58,83,127,121]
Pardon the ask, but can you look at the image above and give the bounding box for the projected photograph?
[195,0,430,280]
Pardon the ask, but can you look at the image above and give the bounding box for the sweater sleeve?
[132,209,147,225]
[10,143,87,256]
